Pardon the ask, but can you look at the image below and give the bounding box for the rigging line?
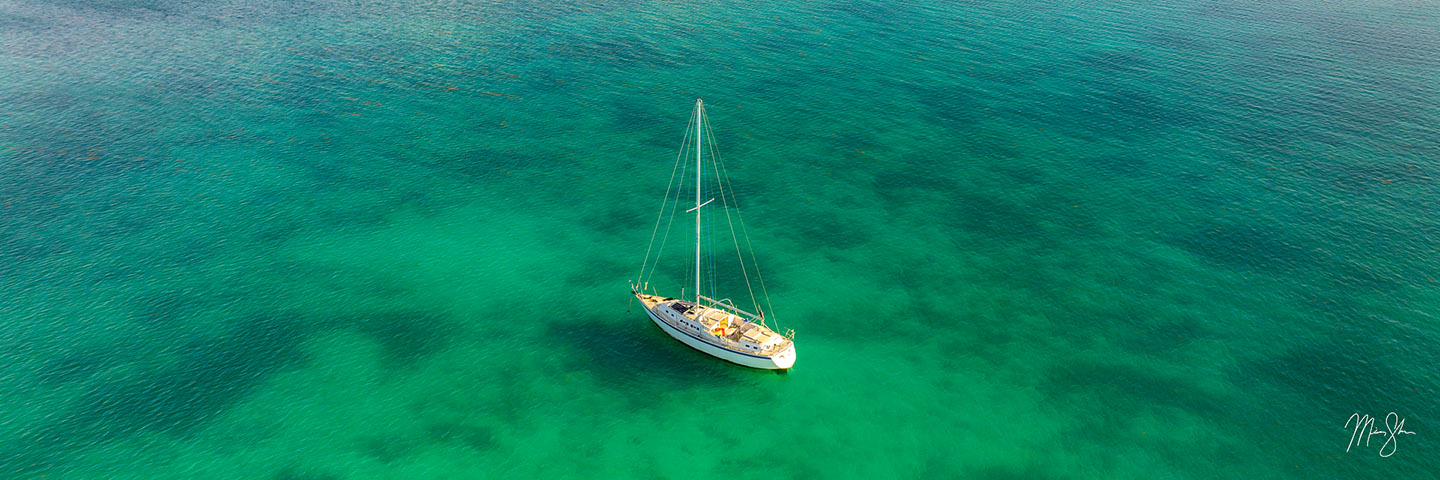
[702,113,771,321]
[702,113,761,316]
[704,173,711,299]
[711,165,745,310]
[709,184,718,302]
[704,134,718,304]
[639,108,697,285]
[738,197,779,329]
[704,114,778,329]
[643,126,692,286]
[646,150,688,284]
[709,172,718,303]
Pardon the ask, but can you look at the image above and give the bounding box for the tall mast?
[695,99,703,305]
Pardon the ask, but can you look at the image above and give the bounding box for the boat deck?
[636,293,791,356]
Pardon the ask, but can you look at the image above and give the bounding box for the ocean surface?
[2,0,1438,477]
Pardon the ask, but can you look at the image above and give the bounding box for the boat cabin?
[659,300,784,354]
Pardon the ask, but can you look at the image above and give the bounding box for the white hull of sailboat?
[642,305,796,370]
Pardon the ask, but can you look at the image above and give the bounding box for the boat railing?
[655,301,789,356]
[697,295,763,321]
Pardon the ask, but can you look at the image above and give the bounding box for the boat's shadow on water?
[547,314,769,394]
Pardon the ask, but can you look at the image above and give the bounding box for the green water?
[2,0,1437,477]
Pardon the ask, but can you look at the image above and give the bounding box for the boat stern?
[772,343,797,370]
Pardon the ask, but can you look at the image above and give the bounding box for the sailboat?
[630,99,797,371]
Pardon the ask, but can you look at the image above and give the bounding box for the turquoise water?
[2,0,1438,477]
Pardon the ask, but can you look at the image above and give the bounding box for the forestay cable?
[637,109,697,288]
[702,113,780,331]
